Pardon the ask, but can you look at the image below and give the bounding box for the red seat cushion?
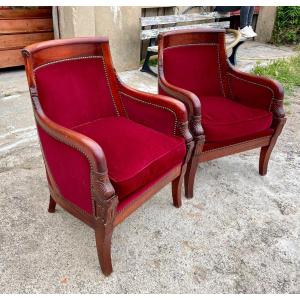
[73,117,185,200]
[201,96,273,142]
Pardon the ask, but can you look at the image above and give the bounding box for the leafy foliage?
[272,6,300,45]
[253,53,300,96]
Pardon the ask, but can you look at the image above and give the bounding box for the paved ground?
[0,41,299,293]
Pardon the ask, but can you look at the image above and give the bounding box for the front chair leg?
[259,145,274,175]
[259,118,286,176]
[48,195,56,213]
[172,175,184,208]
[92,170,118,276]
[95,224,114,276]
[184,155,199,199]
[184,140,203,198]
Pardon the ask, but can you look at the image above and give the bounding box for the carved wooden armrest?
[117,77,193,143]
[158,76,204,140]
[31,91,117,219]
[227,64,285,119]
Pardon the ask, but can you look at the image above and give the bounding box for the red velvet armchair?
[158,29,286,198]
[22,37,193,276]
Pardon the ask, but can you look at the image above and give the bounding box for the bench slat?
[140,12,230,27]
[141,21,230,40]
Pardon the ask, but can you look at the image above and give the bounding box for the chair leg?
[259,145,274,176]
[259,118,286,175]
[184,156,199,199]
[95,224,114,276]
[184,140,203,199]
[48,195,56,213]
[172,175,184,208]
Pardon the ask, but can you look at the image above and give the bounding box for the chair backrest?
[22,37,125,128]
[158,29,230,98]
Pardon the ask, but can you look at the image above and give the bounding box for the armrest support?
[227,64,285,119]
[116,77,193,143]
[157,76,204,139]
[158,75,201,118]
[31,93,117,219]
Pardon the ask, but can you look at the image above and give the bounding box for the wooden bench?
[140,12,245,76]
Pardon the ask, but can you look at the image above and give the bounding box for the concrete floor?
[0,41,299,293]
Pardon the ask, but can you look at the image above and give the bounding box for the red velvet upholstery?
[34,57,117,128]
[31,50,189,216]
[73,117,186,200]
[227,72,274,111]
[158,30,281,149]
[163,45,225,97]
[38,124,94,214]
[116,164,181,213]
[120,92,176,136]
[23,37,193,276]
[158,29,285,201]
[200,96,273,142]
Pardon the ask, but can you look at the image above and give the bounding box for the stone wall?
[255,7,277,43]
[57,6,141,71]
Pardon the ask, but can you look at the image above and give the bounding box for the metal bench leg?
[229,40,245,65]
[141,50,158,77]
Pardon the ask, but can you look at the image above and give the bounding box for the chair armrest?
[116,77,193,143]
[227,64,285,119]
[157,76,204,139]
[33,94,108,174]
[158,74,201,118]
[31,94,117,217]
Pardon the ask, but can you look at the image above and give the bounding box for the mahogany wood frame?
[158,29,286,198]
[22,37,194,276]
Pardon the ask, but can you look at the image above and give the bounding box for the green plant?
[272,6,300,45]
[148,57,158,66]
[140,57,158,67]
[252,53,300,99]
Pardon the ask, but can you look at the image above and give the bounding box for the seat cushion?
[201,96,273,142]
[73,117,186,200]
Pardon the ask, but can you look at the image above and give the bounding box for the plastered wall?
[57,6,141,71]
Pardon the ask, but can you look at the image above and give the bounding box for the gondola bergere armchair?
[22,37,193,276]
[158,29,286,198]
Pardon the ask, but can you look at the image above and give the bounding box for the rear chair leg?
[48,195,56,213]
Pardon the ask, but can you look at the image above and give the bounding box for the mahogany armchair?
[22,37,193,276]
[158,29,286,198]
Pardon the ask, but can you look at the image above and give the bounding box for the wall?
[55,6,278,70]
[255,7,277,43]
[57,6,141,71]
[94,7,141,71]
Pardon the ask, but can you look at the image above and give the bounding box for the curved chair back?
[22,37,125,129]
[158,29,230,98]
